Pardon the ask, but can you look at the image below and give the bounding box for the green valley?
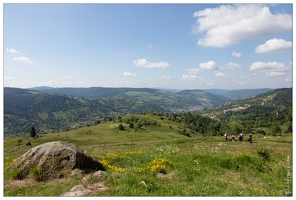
[3,87,280,137]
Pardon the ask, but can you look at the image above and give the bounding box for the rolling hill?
[204,88,273,100]
[200,88,292,134]
[4,87,289,138]
[4,88,169,137]
[29,86,272,101]
[27,87,231,113]
[4,87,229,137]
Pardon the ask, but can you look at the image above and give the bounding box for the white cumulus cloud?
[14,56,35,64]
[6,48,19,53]
[249,61,288,71]
[214,71,226,77]
[255,38,292,53]
[182,74,197,81]
[232,51,242,58]
[226,62,241,69]
[199,60,218,70]
[249,61,289,77]
[187,68,200,74]
[123,72,136,77]
[265,71,286,77]
[193,4,292,47]
[133,58,170,69]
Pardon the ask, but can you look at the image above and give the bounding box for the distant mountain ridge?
[28,86,273,101]
[204,88,273,100]
[26,87,232,112]
[4,86,280,137]
[201,87,292,117]
[4,87,172,137]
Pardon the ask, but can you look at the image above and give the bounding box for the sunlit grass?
[89,137,291,196]
[4,114,292,196]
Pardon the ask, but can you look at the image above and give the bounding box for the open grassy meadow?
[3,114,292,196]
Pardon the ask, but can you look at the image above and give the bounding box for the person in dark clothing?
[247,133,252,143]
[238,133,243,142]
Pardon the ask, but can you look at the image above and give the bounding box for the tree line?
[165,106,291,136]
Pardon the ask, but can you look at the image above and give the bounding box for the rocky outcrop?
[61,170,109,196]
[11,141,105,180]
[60,182,108,196]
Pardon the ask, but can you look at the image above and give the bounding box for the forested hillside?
[28,87,231,112]
[3,87,291,138]
[29,86,271,102]
[4,88,166,137]
[205,88,273,100]
[3,87,228,137]
[200,88,292,136]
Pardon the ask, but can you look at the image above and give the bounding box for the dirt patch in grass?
[8,178,37,188]
[8,177,70,188]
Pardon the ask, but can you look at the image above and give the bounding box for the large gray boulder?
[11,141,105,180]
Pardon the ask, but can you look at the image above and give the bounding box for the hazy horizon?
[5,85,283,92]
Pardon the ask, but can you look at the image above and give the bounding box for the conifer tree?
[30,126,37,137]
[118,124,124,130]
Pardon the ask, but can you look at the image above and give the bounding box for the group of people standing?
[224,131,252,143]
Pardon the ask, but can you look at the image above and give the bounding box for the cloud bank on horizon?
[3,3,292,90]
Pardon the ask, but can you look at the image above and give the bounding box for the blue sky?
[2,3,293,90]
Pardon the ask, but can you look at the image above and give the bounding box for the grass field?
[3,114,293,196]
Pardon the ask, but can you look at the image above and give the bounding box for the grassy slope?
[3,114,292,196]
